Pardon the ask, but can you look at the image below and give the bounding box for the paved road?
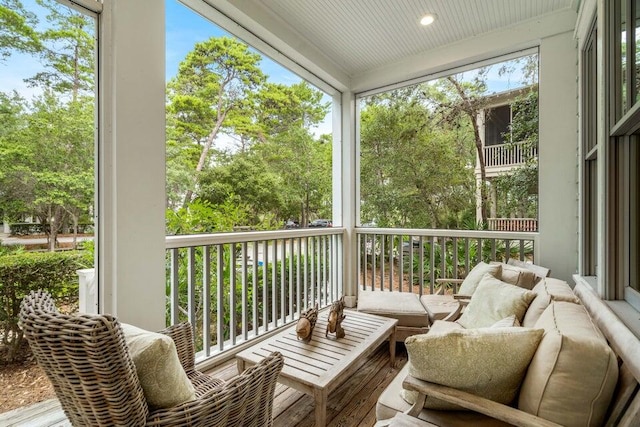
[0,232,93,246]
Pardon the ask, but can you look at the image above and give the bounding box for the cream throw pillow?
[121,323,196,409]
[402,326,543,410]
[457,274,536,328]
[493,263,538,290]
[457,262,502,296]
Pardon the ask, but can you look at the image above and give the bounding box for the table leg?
[389,327,396,368]
[314,387,327,426]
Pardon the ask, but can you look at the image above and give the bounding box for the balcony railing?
[488,218,538,232]
[165,228,343,361]
[356,228,538,295]
[163,227,538,362]
[484,141,537,168]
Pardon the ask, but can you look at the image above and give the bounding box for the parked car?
[284,220,300,229]
[308,219,332,227]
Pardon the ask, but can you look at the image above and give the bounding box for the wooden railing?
[487,218,538,232]
[355,228,538,295]
[484,141,537,167]
[165,228,343,360]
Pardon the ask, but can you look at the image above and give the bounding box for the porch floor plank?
[0,343,407,427]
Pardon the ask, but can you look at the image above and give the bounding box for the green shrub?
[0,250,91,362]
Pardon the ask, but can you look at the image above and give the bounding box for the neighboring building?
[475,87,538,232]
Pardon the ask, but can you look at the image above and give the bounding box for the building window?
[582,20,598,276]
[485,105,511,146]
[607,0,640,307]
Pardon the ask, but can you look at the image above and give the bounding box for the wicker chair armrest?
[402,375,563,427]
[159,322,196,374]
[147,351,284,426]
[146,380,232,426]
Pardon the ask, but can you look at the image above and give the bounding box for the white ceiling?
[249,0,577,77]
[207,0,579,92]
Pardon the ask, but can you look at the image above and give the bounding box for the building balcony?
[480,142,537,177]
[487,218,538,233]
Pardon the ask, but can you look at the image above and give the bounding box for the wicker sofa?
[374,279,640,427]
[19,290,284,427]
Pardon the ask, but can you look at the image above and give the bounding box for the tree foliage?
[26,0,95,99]
[0,0,40,62]
[166,36,331,229]
[167,36,266,207]
[359,56,539,229]
[493,89,539,218]
[360,86,475,228]
[0,1,95,250]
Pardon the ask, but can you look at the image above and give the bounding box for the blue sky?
[0,0,307,97]
[165,0,302,86]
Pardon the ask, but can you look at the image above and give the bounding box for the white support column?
[338,91,357,307]
[537,30,579,283]
[99,0,166,331]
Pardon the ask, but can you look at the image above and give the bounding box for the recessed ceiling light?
[420,14,436,26]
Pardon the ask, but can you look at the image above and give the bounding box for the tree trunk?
[446,76,488,225]
[182,111,228,207]
[71,213,79,249]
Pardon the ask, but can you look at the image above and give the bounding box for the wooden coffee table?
[236,309,397,426]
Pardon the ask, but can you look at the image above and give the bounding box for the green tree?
[255,128,332,226]
[26,0,95,100]
[22,92,94,250]
[360,86,474,228]
[246,82,331,226]
[0,91,31,222]
[166,36,266,207]
[252,81,328,139]
[0,0,40,62]
[197,152,284,226]
[493,89,539,218]
[0,1,95,249]
[440,74,490,224]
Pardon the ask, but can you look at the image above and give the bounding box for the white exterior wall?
[537,31,579,282]
[99,0,166,331]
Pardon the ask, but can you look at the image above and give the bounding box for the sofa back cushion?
[403,323,543,410]
[518,301,618,427]
[522,278,579,327]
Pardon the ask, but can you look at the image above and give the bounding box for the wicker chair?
[19,290,284,426]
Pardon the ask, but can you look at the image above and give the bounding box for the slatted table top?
[236,309,397,390]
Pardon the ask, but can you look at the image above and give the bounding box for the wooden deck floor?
[0,342,408,427]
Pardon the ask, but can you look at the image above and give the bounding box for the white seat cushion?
[419,294,459,323]
[357,289,429,327]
